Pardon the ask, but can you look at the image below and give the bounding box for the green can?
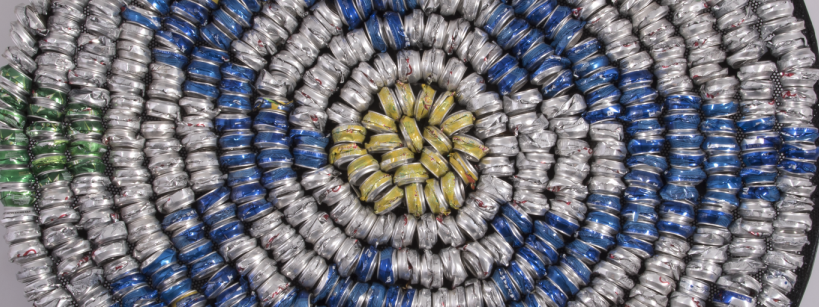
[0,129,29,147]
[0,108,26,129]
[68,156,106,175]
[31,138,68,156]
[32,87,68,106]
[0,167,34,184]
[36,169,72,187]
[0,65,32,94]
[0,188,36,218]
[0,149,30,166]
[0,87,28,112]
[31,154,67,176]
[68,119,104,139]
[28,102,64,122]
[26,121,64,139]
[66,103,102,120]
[69,139,107,157]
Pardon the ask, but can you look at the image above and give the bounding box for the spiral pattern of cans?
[0,0,817,306]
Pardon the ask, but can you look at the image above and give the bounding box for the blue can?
[618,70,653,90]
[622,221,659,242]
[484,4,515,37]
[254,110,290,131]
[621,86,658,105]
[541,69,574,99]
[165,15,199,42]
[209,219,244,244]
[327,278,354,307]
[572,55,609,79]
[183,80,220,100]
[219,150,256,168]
[507,261,535,294]
[533,54,572,78]
[656,220,695,238]
[236,198,273,222]
[290,129,329,148]
[226,166,261,187]
[560,255,591,284]
[293,147,329,170]
[781,143,819,160]
[660,183,699,204]
[400,289,416,307]
[257,148,294,169]
[171,222,205,248]
[488,55,519,85]
[624,186,661,206]
[383,286,401,307]
[212,9,242,39]
[551,19,585,55]
[492,216,525,248]
[697,209,733,227]
[739,185,780,202]
[222,0,252,26]
[565,38,601,63]
[365,16,387,53]
[565,239,601,265]
[778,159,817,176]
[313,266,339,303]
[577,226,616,250]
[544,211,580,237]
[366,284,386,307]
[187,60,222,83]
[518,247,547,278]
[123,6,162,30]
[377,247,396,285]
[663,112,700,130]
[155,30,194,55]
[221,63,256,82]
[666,131,704,149]
[230,182,266,203]
[737,115,775,132]
[665,166,707,185]
[741,132,781,150]
[576,67,619,94]
[713,289,754,307]
[214,280,247,306]
[740,166,778,184]
[626,118,664,136]
[741,149,778,167]
[347,283,371,305]
[622,203,659,223]
[523,0,556,26]
[780,126,819,143]
[706,174,742,192]
[668,149,706,168]
[111,273,146,296]
[702,135,740,153]
[142,0,171,14]
[511,29,544,59]
[162,208,198,230]
[215,114,251,132]
[701,190,739,208]
[492,268,522,301]
[665,94,701,111]
[546,265,579,296]
[171,0,210,26]
[160,278,193,303]
[521,42,555,71]
[202,265,238,299]
[142,248,178,276]
[192,46,230,64]
[219,129,254,150]
[220,79,253,96]
[497,67,528,96]
[178,241,213,264]
[261,167,298,189]
[200,23,232,50]
[355,245,378,282]
[585,84,621,107]
[704,154,741,173]
[619,102,663,123]
[538,279,568,307]
[195,186,230,213]
[585,193,621,214]
[153,47,189,68]
[384,12,408,49]
[525,235,559,266]
[543,6,571,39]
[583,103,621,124]
[658,201,695,221]
[617,233,654,257]
[700,118,737,134]
[702,100,739,117]
[585,211,620,232]
[627,136,665,155]
[123,287,159,307]
[534,220,565,249]
[502,204,534,234]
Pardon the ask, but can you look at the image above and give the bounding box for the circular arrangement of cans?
[0,0,817,306]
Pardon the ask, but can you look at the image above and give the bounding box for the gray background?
[0,1,817,306]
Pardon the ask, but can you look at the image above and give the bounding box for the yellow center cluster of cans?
[337,82,485,217]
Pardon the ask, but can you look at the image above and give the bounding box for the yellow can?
[422,126,452,155]
[449,151,479,190]
[424,179,450,215]
[328,143,367,166]
[380,147,415,172]
[394,82,415,117]
[360,171,393,202]
[347,154,379,185]
[374,185,404,214]
[451,134,489,162]
[393,162,429,187]
[365,133,404,153]
[399,116,424,153]
[256,96,293,113]
[362,111,398,134]
[405,183,426,216]
[427,91,455,126]
[419,147,449,178]
[377,87,402,120]
[440,110,475,136]
[441,172,465,210]
[332,124,367,144]
[414,84,436,120]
